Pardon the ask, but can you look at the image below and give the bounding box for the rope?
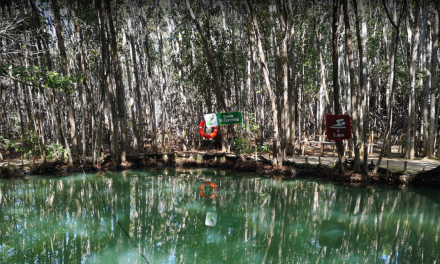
[79,158,149,263]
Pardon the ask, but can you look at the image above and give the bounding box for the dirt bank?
[1,152,440,188]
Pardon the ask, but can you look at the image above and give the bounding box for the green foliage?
[233,138,247,154]
[233,113,262,154]
[237,113,259,134]
[7,129,40,160]
[44,143,69,161]
[0,130,68,162]
[247,113,259,133]
[257,143,271,153]
[1,137,17,153]
[22,130,40,160]
[0,64,80,93]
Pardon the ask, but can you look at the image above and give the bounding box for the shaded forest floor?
[1,144,440,188]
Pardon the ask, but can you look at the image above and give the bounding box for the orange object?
[198,120,218,139]
[199,181,218,199]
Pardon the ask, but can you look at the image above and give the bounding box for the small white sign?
[204,113,218,128]
[205,212,217,226]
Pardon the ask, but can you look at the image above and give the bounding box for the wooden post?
[399,133,403,154]
[387,160,389,176]
[319,156,321,165]
[301,141,306,156]
[220,153,226,163]
[305,156,308,164]
[403,161,408,174]
[164,153,168,163]
[415,135,419,157]
[368,132,373,153]
[301,132,307,156]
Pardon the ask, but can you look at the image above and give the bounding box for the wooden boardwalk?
[282,155,440,174]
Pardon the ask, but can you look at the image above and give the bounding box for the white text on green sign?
[217,112,243,125]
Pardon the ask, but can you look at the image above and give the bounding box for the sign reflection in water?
[0,168,439,263]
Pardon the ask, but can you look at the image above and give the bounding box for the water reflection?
[1,168,439,263]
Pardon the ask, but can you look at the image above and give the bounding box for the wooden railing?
[299,132,382,157]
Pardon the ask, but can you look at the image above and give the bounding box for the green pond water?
[1,168,439,264]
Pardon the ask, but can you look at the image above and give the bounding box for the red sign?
[326,115,352,140]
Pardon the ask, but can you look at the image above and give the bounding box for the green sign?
[216,112,242,125]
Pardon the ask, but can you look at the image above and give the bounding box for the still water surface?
[1,168,439,263]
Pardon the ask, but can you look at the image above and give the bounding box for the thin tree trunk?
[186,0,228,113]
[126,0,143,153]
[375,0,405,172]
[186,0,229,152]
[422,14,431,157]
[96,0,118,162]
[175,32,188,151]
[156,0,170,152]
[74,1,88,163]
[143,23,158,153]
[332,0,345,172]
[79,29,94,162]
[123,26,138,153]
[353,0,369,173]
[105,0,127,164]
[404,0,420,160]
[248,0,279,167]
[313,2,330,111]
[343,0,360,172]
[430,6,439,158]
[52,0,73,165]
[278,0,295,162]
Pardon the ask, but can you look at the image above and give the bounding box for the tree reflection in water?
[1,168,439,263]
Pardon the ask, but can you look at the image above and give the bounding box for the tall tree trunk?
[313,2,330,122]
[105,0,127,164]
[123,26,138,153]
[430,5,439,158]
[248,0,279,166]
[404,0,420,160]
[126,0,143,153]
[278,0,295,162]
[29,1,47,163]
[52,0,73,165]
[142,21,158,153]
[186,0,229,151]
[175,32,188,151]
[74,1,88,163]
[156,0,170,152]
[343,0,360,172]
[422,11,431,157]
[289,35,298,157]
[375,0,405,172]
[353,0,369,173]
[332,0,345,172]
[96,0,118,162]
[186,0,228,113]
[79,29,94,162]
